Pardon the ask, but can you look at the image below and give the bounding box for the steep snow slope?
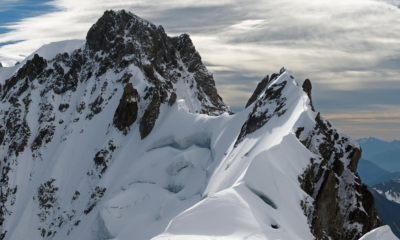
[0,10,395,240]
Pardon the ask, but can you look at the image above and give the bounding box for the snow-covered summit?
[0,10,395,240]
[84,10,231,117]
[374,177,400,205]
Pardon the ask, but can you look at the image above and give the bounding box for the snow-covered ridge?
[0,40,86,86]
[0,10,395,240]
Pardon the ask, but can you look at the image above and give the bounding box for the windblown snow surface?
[0,13,396,239]
[360,226,398,240]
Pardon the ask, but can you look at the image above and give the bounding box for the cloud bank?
[0,0,399,140]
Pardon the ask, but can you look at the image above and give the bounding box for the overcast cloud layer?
[0,0,399,141]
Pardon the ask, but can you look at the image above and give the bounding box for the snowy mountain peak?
[357,137,381,144]
[84,10,231,117]
[373,178,400,205]
[0,10,394,240]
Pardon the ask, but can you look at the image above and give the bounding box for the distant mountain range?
[371,178,400,238]
[370,172,400,187]
[374,177,400,204]
[357,137,400,172]
[358,158,391,185]
[357,138,400,238]
[371,149,400,173]
[370,187,400,238]
[357,158,400,186]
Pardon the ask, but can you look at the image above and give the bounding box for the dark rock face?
[312,170,344,239]
[113,83,139,133]
[31,126,55,151]
[140,88,161,139]
[297,110,383,239]
[2,54,47,97]
[58,103,70,112]
[302,79,314,111]
[245,75,269,109]
[90,95,104,115]
[86,10,231,116]
[168,92,177,107]
[235,80,287,147]
[0,62,2,67]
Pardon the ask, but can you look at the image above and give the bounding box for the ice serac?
[0,9,394,240]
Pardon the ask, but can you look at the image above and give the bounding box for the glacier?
[0,10,396,240]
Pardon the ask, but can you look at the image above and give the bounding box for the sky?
[0,0,399,141]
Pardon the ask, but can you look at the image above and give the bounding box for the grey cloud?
[0,0,399,140]
[142,5,249,35]
[313,88,400,113]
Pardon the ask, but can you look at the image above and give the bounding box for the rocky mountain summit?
[0,10,394,240]
[374,177,400,204]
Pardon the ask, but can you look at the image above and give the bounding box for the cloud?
[0,0,400,140]
[0,53,24,67]
[324,105,400,141]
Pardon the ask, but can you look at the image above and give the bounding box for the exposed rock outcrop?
[140,88,161,139]
[296,79,383,240]
[85,10,231,117]
[113,83,139,133]
[302,79,314,111]
[236,80,287,146]
[245,75,270,108]
[2,54,47,97]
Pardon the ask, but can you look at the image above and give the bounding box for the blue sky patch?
[0,0,56,36]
